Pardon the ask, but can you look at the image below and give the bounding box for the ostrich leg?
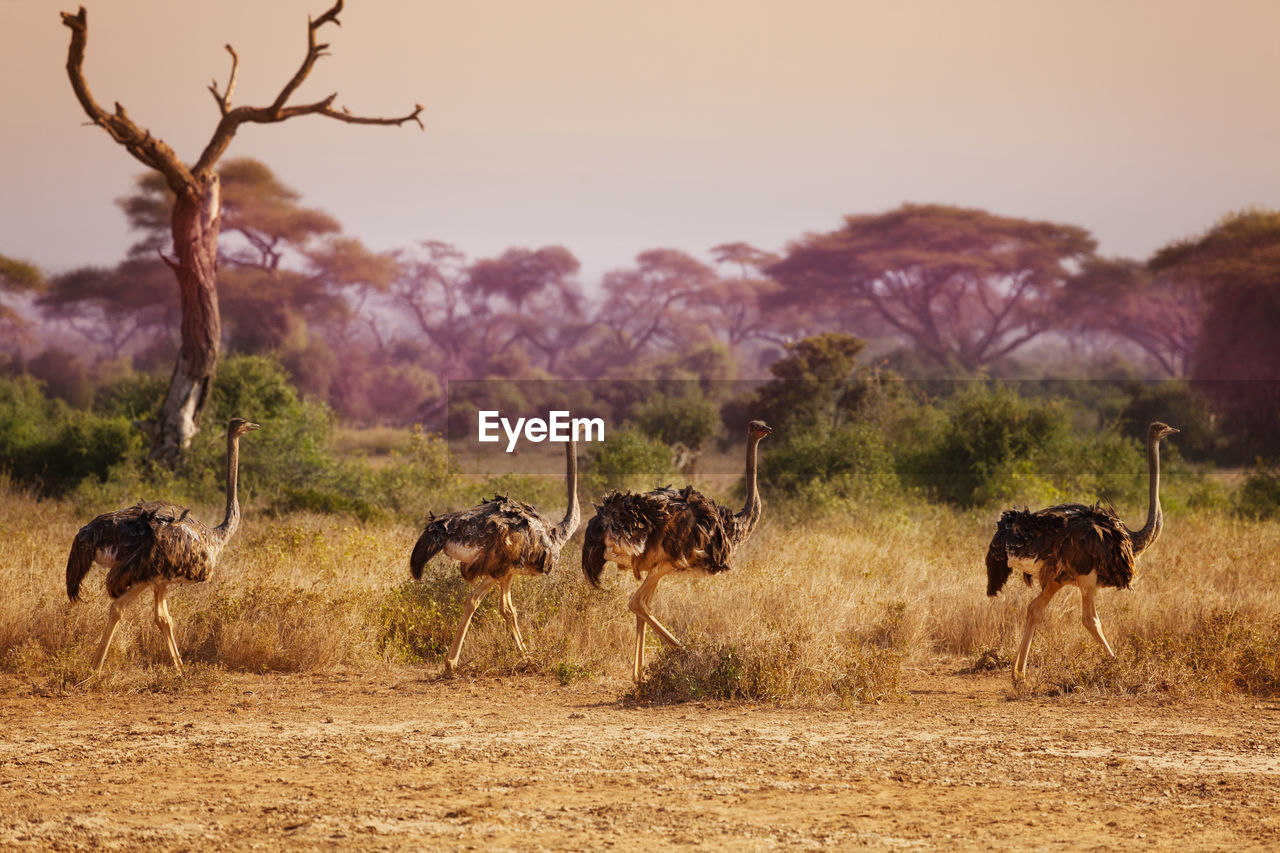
[153,584,184,671]
[446,576,499,673]
[91,584,146,673]
[1013,580,1063,683]
[628,564,680,681]
[1079,577,1116,658]
[497,573,527,654]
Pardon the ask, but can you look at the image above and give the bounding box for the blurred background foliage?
[3,163,1280,520]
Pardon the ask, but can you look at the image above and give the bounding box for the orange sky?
[2,0,1278,283]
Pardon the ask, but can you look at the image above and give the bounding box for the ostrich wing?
[582,512,608,588]
[662,487,733,574]
[989,504,1135,594]
[67,501,196,601]
[583,487,735,582]
[1057,504,1136,589]
[416,496,558,582]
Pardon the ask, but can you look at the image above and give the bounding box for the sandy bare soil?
[2,661,1278,851]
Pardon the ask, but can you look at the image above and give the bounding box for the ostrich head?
[747,420,773,440]
[229,417,261,438]
[1148,421,1179,443]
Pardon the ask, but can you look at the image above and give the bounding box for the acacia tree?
[116,160,397,356]
[1150,209,1280,456]
[61,2,422,464]
[467,246,588,373]
[766,204,1097,370]
[1058,257,1201,377]
[0,255,45,352]
[594,249,719,362]
[39,260,176,360]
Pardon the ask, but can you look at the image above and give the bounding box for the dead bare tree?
[61,2,422,464]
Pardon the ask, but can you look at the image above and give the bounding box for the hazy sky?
[2,0,1278,285]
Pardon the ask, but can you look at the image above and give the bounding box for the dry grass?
[1,483,1277,702]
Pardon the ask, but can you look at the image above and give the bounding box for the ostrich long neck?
[214,429,243,540]
[1129,434,1163,555]
[735,434,764,541]
[553,439,580,547]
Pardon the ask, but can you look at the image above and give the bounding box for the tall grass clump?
[1035,612,1280,698]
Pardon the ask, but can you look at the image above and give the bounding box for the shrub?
[94,371,167,420]
[1119,381,1220,462]
[182,355,353,514]
[633,393,719,450]
[0,375,144,496]
[1238,462,1280,520]
[760,422,898,501]
[373,426,458,518]
[898,384,1068,506]
[894,384,1149,508]
[583,426,672,492]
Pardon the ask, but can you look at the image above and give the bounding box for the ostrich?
[410,438,580,674]
[986,421,1179,682]
[67,417,260,675]
[583,420,772,681]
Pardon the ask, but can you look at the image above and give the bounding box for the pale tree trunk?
[150,178,223,465]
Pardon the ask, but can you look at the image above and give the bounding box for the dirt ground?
[2,661,1278,851]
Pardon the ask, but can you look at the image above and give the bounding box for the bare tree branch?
[61,7,196,195]
[193,1,423,174]
[208,45,240,116]
[271,0,344,114]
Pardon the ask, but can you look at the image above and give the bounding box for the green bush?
[895,384,1148,508]
[583,426,672,492]
[633,393,719,450]
[94,371,167,420]
[897,384,1068,506]
[1119,381,1219,462]
[761,422,898,501]
[178,355,344,511]
[1238,462,1280,520]
[0,375,145,496]
[373,426,458,518]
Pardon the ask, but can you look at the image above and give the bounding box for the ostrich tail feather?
[409,522,446,580]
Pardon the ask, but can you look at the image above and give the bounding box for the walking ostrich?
[410,438,580,674]
[67,417,260,675]
[986,421,1179,682]
[583,420,772,681]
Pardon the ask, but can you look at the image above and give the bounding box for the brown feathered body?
[65,417,259,675]
[987,421,1178,683]
[580,420,771,681]
[582,485,749,587]
[408,439,580,673]
[985,503,1135,597]
[67,500,219,602]
[410,494,565,582]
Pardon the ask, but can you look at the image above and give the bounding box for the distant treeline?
[2,159,1279,461]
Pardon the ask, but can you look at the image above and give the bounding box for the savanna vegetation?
[4,64,1280,703]
[1,349,1277,704]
